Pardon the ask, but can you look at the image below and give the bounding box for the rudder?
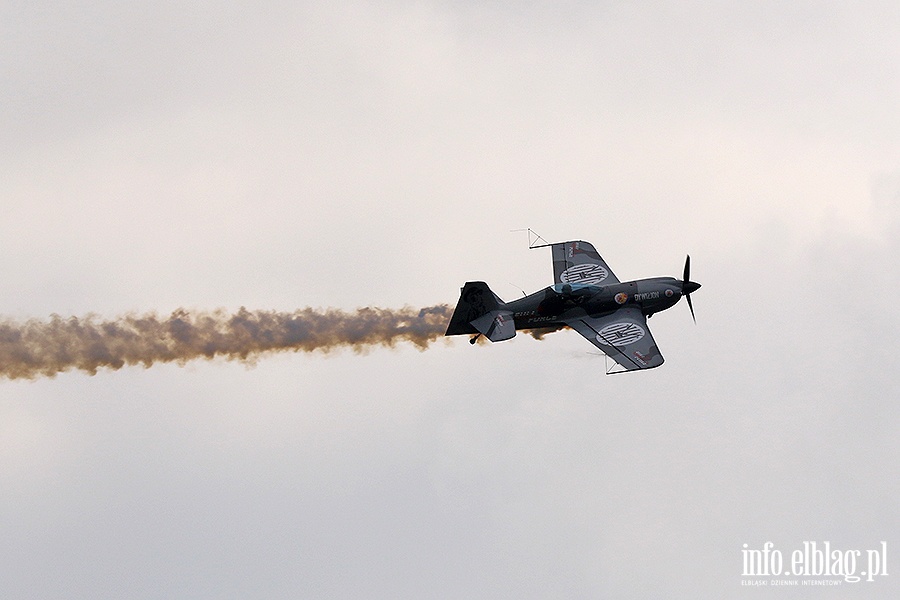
[445,282,516,342]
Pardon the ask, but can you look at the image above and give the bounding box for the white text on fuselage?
[514,311,555,322]
[633,291,660,301]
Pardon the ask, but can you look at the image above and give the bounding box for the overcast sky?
[1,2,898,598]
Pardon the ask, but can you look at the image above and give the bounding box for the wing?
[565,307,664,372]
[543,241,619,285]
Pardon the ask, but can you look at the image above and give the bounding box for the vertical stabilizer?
[445,282,516,342]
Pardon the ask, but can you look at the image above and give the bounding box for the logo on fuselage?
[560,264,608,285]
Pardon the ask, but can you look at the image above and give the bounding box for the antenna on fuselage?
[508,283,527,297]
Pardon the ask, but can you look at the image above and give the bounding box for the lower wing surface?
[566,307,664,372]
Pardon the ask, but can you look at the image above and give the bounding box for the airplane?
[445,240,701,373]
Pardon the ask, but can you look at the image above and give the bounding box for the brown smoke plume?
[0,305,453,380]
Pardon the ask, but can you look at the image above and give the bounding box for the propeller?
[681,255,701,324]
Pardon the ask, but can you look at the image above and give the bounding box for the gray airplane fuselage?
[507,277,690,330]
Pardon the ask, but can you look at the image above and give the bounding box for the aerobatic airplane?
[445,240,701,373]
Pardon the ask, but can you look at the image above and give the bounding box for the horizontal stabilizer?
[471,310,516,342]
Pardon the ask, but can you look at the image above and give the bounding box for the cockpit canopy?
[551,282,601,296]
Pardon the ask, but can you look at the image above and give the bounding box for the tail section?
[445,282,516,342]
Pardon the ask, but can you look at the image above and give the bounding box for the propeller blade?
[682,254,697,324]
[686,293,696,324]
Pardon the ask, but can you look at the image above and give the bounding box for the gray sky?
[1,2,897,598]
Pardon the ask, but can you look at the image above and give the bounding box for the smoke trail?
[0,305,453,380]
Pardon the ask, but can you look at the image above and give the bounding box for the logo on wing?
[595,322,645,346]
[560,263,608,285]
